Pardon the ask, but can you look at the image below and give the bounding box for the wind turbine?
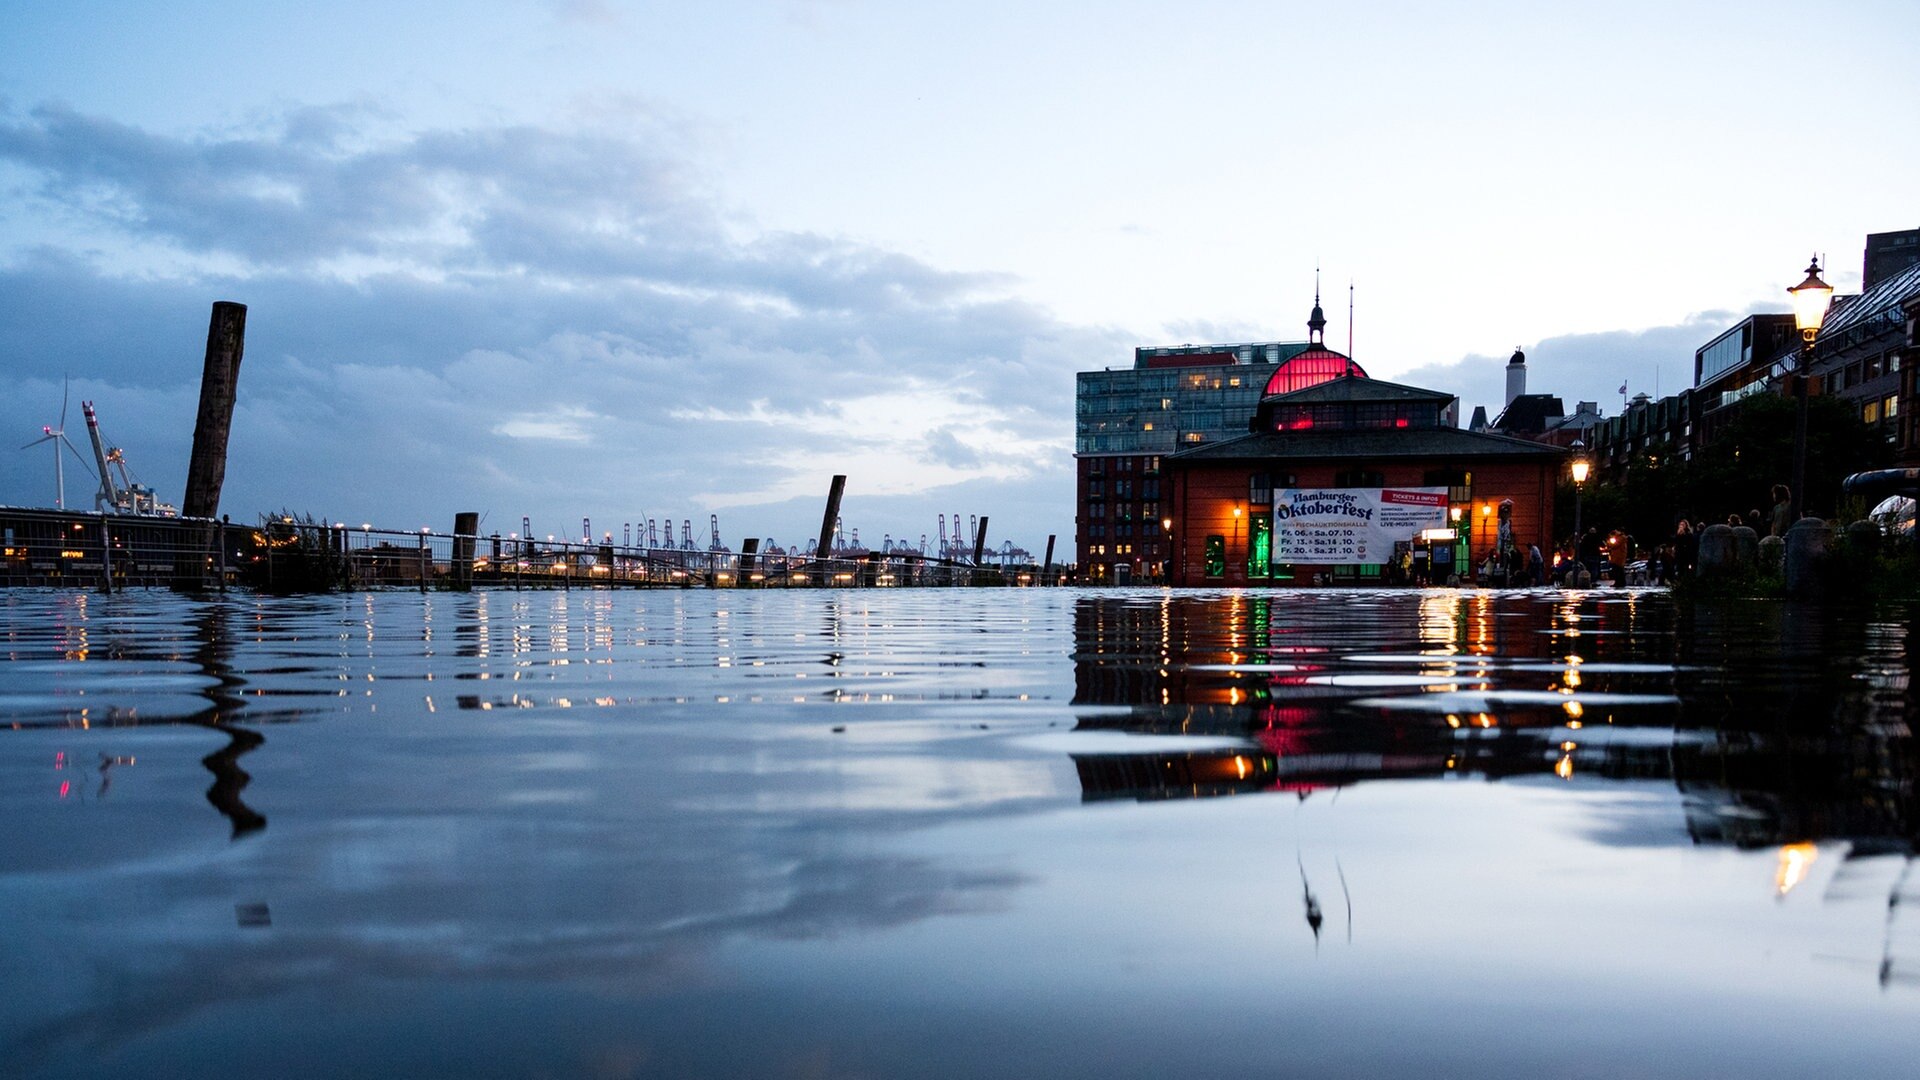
[20,379,92,510]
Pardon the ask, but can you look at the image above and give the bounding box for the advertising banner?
[1270,487,1449,564]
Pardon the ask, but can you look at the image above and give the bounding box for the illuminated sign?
[1271,488,1449,564]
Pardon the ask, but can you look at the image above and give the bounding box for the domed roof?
[1262,346,1366,397]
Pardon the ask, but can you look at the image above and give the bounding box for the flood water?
[3,586,1918,1078]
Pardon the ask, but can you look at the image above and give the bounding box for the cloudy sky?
[3,1,1916,553]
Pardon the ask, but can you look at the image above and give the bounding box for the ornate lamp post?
[1160,516,1173,584]
[1570,439,1590,575]
[1786,256,1834,526]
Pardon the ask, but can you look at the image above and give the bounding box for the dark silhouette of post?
[452,512,479,589]
[174,302,245,590]
[815,475,847,561]
[1042,534,1055,582]
[182,302,247,520]
[971,516,989,566]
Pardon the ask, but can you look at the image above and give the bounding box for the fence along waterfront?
[0,507,1048,590]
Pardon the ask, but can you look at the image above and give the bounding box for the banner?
[1270,487,1449,564]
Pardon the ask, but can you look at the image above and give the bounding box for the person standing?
[1673,519,1696,576]
[1769,485,1792,536]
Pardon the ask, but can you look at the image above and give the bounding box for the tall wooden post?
[99,518,114,593]
[173,302,245,590]
[182,302,247,521]
[1042,534,1055,583]
[971,516,989,567]
[815,475,847,574]
[452,512,478,590]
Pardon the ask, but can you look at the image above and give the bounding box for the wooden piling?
[182,302,247,521]
[816,475,847,562]
[971,516,989,567]
[452,512,478,589]
[1042,534,1055,582]
[99,517,114,593]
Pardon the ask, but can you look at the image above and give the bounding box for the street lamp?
[1786,256,1833,526]
[1160,516,1173,584]
[1570,438,1590,569]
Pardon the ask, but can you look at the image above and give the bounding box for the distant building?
[1865,227,1920,290]
[1073,293,1369,583]
[1804,257,1920,462]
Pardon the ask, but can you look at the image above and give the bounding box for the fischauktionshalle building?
[1162,304,1566,587]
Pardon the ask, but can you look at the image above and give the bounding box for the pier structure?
[0,506,1060,591]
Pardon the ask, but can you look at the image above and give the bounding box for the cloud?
[0,104,1124,548]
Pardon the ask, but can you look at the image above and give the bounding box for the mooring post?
[971,516,989,583]
[1042,534,1055,584]
[99,517,114,593]
[815,476,847,558]
[417,531,429,594]
[815,475,847,584]
[452,512,478,590]
[176,302,246,590]
[741,538,760,587]
[217,515,228,593]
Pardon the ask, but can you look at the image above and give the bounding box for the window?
[1864,400,1882,424]
[1886,395,1899,418]
[1204,535,1226,578]
[1249,473,1272,506]
[1334,469,1386,488]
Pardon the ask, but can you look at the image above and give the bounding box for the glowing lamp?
[1787,257,1833,338]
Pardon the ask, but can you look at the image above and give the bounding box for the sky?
[2,0,1916,554]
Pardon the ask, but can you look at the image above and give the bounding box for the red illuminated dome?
[1263,287,1364,394]
[1262,346,1366,396]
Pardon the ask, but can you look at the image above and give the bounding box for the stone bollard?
[1731,526,1759,572]
[1783,519,1835,598]
[1696,524,1737,578]
[1757,535,1785,577]
[1845,519,1881,564]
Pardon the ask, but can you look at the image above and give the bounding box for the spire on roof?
[1308,268,1327,344]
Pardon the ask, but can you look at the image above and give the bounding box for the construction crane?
[681,520,694,550]
[709,514,723,551]
[75,400,176,516]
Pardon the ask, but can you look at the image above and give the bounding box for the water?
[2,586,1916,1078]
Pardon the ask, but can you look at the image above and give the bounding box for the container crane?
[80,400,176,516]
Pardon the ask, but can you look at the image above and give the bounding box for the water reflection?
[4,587,1920,1077]
[1069,591,1917,852]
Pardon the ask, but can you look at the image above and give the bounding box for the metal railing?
[0,507,1059,591]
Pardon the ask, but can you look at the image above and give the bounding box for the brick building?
[1164,370,1563,587]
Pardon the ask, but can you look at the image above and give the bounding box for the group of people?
[1561,484,1798,587]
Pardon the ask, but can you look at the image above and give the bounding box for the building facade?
[1164,373,1563,587]
[1075,331,1338,581]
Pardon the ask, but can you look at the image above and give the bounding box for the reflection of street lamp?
[1570,438,1590,548]
[1787,256,1834,526]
